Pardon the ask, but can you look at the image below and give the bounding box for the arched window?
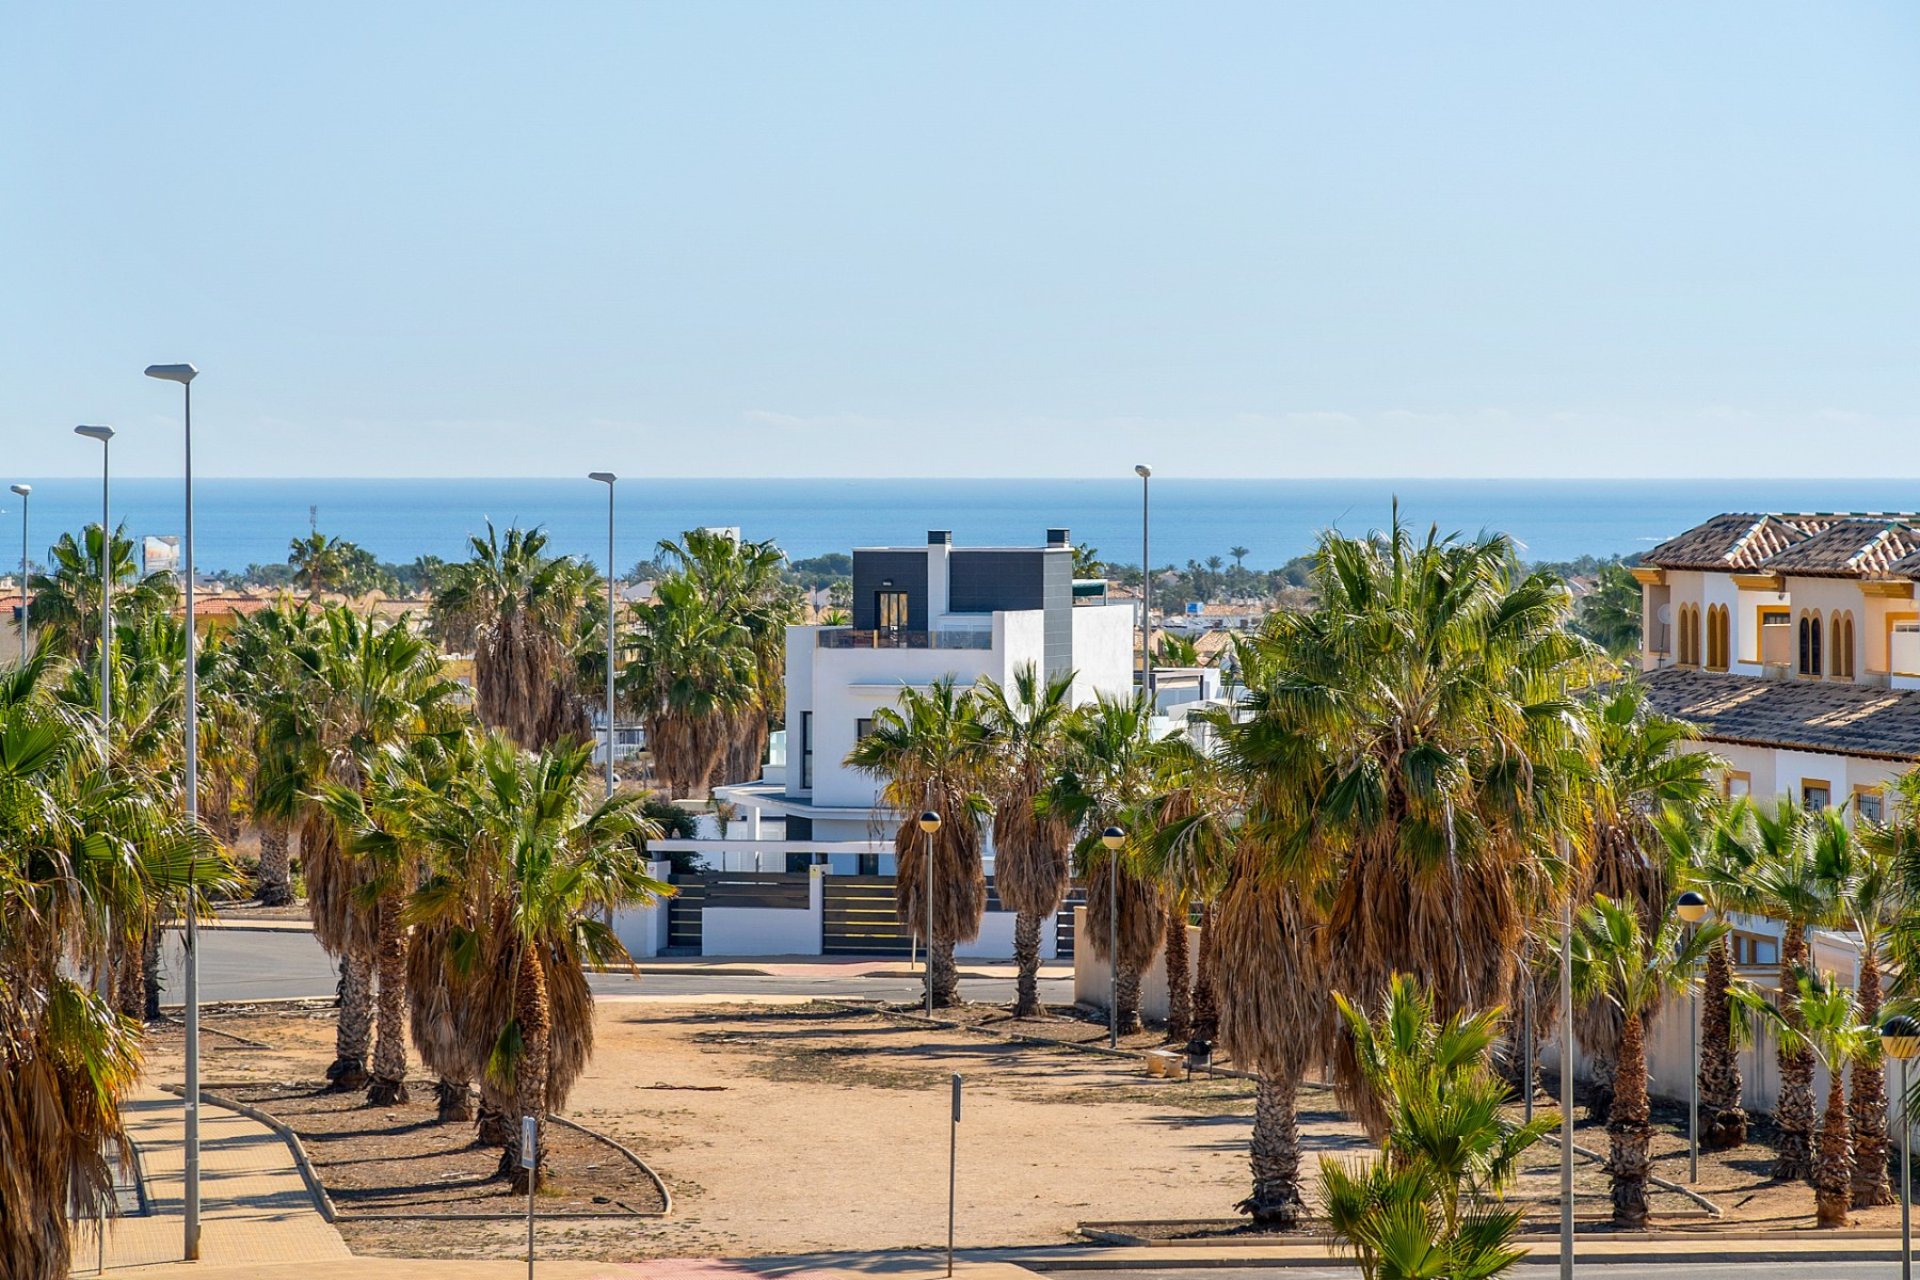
[1707,605,1729,670]
[1799,610,1824,677]
[1680,604,1701,666]
[1832,612,1856,679]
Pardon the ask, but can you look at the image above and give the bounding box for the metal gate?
[821,875,912,956]
[666,874,706,953]
[1054,886,1086,959]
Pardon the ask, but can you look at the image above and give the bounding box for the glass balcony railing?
[817,628,993,650]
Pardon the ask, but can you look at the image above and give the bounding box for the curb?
[999,1242,1915,1270]
[546,1112,673,1217]
[157,1084,338,1223]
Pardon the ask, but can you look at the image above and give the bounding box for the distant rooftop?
[1645,512,1920,578]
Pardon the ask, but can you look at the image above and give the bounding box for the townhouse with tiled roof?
[1636,511,1920,818]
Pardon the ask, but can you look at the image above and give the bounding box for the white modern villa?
[707,527,1136,872]
[1636,512,1920,819]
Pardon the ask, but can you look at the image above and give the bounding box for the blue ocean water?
[4,477,1920,575]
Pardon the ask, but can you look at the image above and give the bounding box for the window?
[857,853,881,876]
[1856,787,1886,823]
[1724,770,1751,800]
[1830,612,1856,679]
[1799,611,1823,677]
[876,590,910,632]
[800,711,813,789]
[1802,781,1831,812]
[855,717,874,742]
[1707,605,1729,671]
[1757,607,1791,665]
[1679,604,1701,665]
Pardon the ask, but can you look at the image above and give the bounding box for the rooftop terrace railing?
[817,628,994,650]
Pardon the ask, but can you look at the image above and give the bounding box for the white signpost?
[522,1115,537,1279]
[947,1074,962,1277]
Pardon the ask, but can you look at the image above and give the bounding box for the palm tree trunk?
[1191,900,1219,1042]
[1115,962,1143,1036]
[113,929,147,1022]
[1815,1066,1853,1227]
[1587,1042,1618,1124]
[141,927,162,1023]
[1608,1010,1653,1229]
[1852,947,1894,1208]
[436,1077,474,1123]
[1164,902,1192,1043]
[504,948,552,1193]
[1775,923,1815,1181]
[931,939,960,1008]
[476,1077,514,1146]
[329,947,373,1090]
[255,819,294,907]
[1012,911,1044,1018]
[1240,1074,1303,1226]
[366,898,409,1105]
[1699,936,1747,1149]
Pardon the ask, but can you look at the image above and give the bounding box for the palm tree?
[223,602,326,906]
[652,529,798,785]
[1660,803,1761,1150]
[26,523,177,662]
[1570,561,1644,660]
[1320,975,1553,1279]
[1570,894,1724,1226]
[977,664,1078,1017]
[1056,692,1167,1035]
[1829,808,1899,1207]
[1738,969,1873,1227]
[432,524,592,751]
[0,652,229,1280]
[1140,733,1237,1042]
[288,531,356,596]
[1569,682,1718,1120]
[1229,545,1250,572]
[408,735,664,1187]
[262,607,460,1094]
[844,677,991,1007]
[1744,799,1829,1181]
[621,575,757,797]
[1222,517,1587,1108]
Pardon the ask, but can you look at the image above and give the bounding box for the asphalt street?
[160,927,1072,1006]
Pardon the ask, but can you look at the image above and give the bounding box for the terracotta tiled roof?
[1760,519,1920,577]
[1640,666,1920,761]
[1643,514,1812,571]
[1646,512,1920,578]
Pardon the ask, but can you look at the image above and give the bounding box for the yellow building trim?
[1730,572,1785,591]
[1864,581,1916,600]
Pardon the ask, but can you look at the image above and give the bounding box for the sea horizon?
[7,476,1920,576]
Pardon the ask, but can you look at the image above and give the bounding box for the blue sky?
[4,3,1917,479]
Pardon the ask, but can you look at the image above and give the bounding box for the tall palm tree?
[1569,682,1718,1120]
[0,652,229,1280]
[1140,733,1237,1042]
[652,529,798,785]
[845,677,991,1007]
[433,524,592,751]
[1570,894,1723,1226]
[977,664,1078,1017]
[26,523,177,662]
[408,735,664,1187]
[287,531,363,597]
[1743,799,1829,1181]
[1056,692,1167,1035]
[1738,969,1873,1227]
[223,602,326,906]
[262,607,460,1094]
[1829,809,1899,1207]
[1659,803,1761,1150]
[1222,518,1588,1107]
[620,575,757,798]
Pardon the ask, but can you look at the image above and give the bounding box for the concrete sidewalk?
[98,1086,349,1272]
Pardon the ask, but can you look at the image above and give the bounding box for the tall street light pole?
[76,427,116,731]
[919,807,943,1016]
[1676,890,1708,1184]
[1102,826,1126,1048]
[8,484,27,657]
[146,361,200,1261]
[1558,832,1575,1280]
[1133,465,1152,703]
[589,473,618,799]
[1885,1017,1919,1280]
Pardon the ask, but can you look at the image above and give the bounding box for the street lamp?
[8,484,27,657]
[919,809,942,1016]
[1556,834,1574,1280]
[76,427,115,732]
[1102,825,1126,1048]
[1676,889,1708,1184]
[145,360,201,1262]
[1884,1015,1920,1280]
[588,473,617,800]
[1133,465,1152,702]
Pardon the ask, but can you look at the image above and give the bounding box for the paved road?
[160,928,1071,1006]
[1063,1267,1902,1280]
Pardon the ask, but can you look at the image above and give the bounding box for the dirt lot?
[141,997,1910,1261]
